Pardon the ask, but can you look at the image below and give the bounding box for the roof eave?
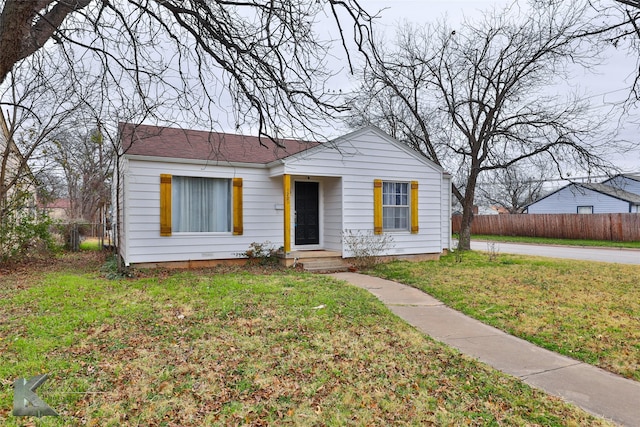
[123,153,269,169]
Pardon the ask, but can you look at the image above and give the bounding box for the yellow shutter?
[283,174,291,253]
[233,178,243,235]
[160,174,172,236]
[374,179,383,235]
[411,181,419,234]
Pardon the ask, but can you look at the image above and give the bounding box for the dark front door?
[295,181,319,246]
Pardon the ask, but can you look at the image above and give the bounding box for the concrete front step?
[300,257,351,273]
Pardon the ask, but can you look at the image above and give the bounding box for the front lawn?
[372,251,640,381]
[0,252,612,426]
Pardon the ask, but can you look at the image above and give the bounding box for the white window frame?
[577,205,593,214]
[382,181,410,231]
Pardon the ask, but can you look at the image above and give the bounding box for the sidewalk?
[331,272,640,427]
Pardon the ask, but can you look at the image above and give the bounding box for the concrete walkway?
[331,272,640,427]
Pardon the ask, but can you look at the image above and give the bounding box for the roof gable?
[276,125,445,173]
[119,123,320,164]
[119,123,447,175]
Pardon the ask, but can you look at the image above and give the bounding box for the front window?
[172,176,231,232]
[383,181,409,231]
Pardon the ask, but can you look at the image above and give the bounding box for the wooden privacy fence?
[452,213,640,241]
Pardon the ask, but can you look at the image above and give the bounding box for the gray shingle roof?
[579,183,640,204]
[622,173,640,182]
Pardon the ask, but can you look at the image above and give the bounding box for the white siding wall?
[322,177,342,252]
[122,159,283,265]
[527,185,631,214]
[606,176,640,196]
[114,156,129,262]
[284,128,445,257]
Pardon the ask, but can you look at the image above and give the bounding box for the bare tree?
[1,53,84,209]
[616,0,640,7]
[0,0,375,140]
[49,126,113,223]
[477,163,549,214]
[606,1,640,105]
[0,48,101,260]
[350,1,614,250]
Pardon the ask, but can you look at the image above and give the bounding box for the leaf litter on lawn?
[0,252,614,426]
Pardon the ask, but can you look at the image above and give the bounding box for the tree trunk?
[457,171,479,251]
[458,203,474,251]
[0,0,92,85]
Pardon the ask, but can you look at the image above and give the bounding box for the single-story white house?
[114,123,452,268]
[525,182,640,214]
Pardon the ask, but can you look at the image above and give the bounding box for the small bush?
[452,232,464,263]
[342,229,394,270]
[0,198,58,263]
[486,241,500,262]
[238,241,280,266]
[101,254,134,279]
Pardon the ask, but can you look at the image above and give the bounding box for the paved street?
[470,241,640,265]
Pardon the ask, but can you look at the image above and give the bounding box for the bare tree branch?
[615,0,640,9]
[0,0,376,141]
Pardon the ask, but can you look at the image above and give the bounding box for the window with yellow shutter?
[160,175,243,235]
[383,181,409,230]
[375,180,419,234]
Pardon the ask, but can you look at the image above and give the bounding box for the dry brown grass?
[373,251,640,380]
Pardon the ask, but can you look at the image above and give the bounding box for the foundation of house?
[130,251,442,271]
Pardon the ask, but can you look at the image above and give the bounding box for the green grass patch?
[471,234,640,249]
[372,251,640,381]
[0,253,612,425]
[79,238,102,251]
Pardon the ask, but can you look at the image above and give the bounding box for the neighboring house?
[476,205,509,215]
[602,174,640,196]
[525,182,640,214]
[115,123,452,267]
[40,198,71,220]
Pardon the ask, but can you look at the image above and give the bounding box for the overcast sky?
[357,0,640,174]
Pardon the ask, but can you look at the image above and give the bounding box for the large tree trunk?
[458,203,474,251]
[457,171,479,251]
[0,1,91,85]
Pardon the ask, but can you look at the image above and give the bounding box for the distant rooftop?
[580,183,640,204]
[41,198,70,209]
[622,173,640,182]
